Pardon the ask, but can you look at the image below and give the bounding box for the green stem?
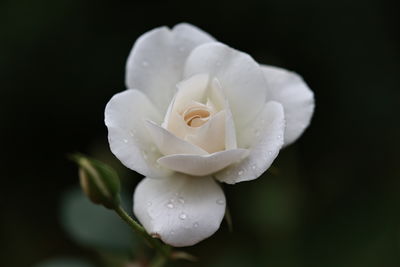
[114,205,171,259]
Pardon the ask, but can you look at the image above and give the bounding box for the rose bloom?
[105,23,314,247]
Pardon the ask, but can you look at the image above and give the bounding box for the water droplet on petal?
[178,197,185,204]
[142,60,149,67]
[166,201,174,209]
[179,212,187,220]
[238,170,244,176]
[147,201,152,207]
[123,139,128,143]
[277,135,282,140]
[142,151,148,160]
[251,165,257,170]
[170,230,175,235]
[193,222,199,228]
[216,199,225,205]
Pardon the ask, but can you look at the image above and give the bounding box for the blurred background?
[1,0,400,266]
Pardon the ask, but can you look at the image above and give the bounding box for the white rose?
[105,23,314,247]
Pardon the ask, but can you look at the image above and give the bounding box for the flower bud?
[72,154,121,209]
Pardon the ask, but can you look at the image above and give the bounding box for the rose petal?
[208,80,237,150]
[185,110,226,153]
[133,174,226,247]
[162,74,210,138]
[225,104,237,150]
[126,23,215,113]
[261,65,314,146]
[105,89,170,177]
[215,101,285,184]
[145,120,208,156]
[157,149,249,176]
[174,73,209,113]
[184,42,267,127]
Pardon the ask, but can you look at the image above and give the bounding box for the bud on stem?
[71,154,121,209]
[70,154,178,265]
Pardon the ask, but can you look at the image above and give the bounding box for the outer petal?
[133,175,226,247]
[184,42,267,127]
[261,65,314,146]
[215,101,285,184]
[158,149,249,176]
[126,23,215,113]
[105,90,170,177]
[145,120,208,156]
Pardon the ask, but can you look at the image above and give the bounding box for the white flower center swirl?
[183,104,211,127]
[162,74,228,154]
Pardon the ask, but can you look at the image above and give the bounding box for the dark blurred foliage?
[1,0,400,266]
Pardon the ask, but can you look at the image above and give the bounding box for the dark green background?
[1,0,400,266]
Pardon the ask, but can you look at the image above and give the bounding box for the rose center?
[183,107,211,127]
